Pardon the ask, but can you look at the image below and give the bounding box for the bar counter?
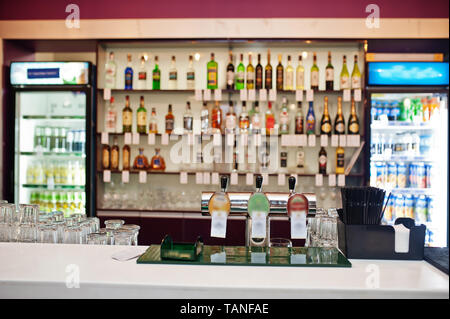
[0,243,448,299]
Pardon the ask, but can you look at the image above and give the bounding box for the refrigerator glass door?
[369,92,448,247]
[14,90,87,216]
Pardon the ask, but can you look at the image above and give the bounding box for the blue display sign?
[27,68,60,79]
[368,62,449,86]
[10,62,89,85]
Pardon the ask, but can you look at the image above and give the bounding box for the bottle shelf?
[22,184,85,190]
[96,208,199,214]
[98,88,357,95]
[20,151,86,157]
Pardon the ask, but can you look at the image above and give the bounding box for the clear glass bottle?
[285,55,294,90]
[225,101,237,134]
[149,107,158,134]
[239,102,250,134]
[105,96,117,133]
[104,51,117,89]
[183,101,193,133]
[137,55,147,90]
[279,97,290,134]
[168,56,178,90]
[186,55,195,90]
[201,102,210,134]
[296,54,305,90]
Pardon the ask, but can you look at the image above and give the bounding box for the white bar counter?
[0,243,448,299]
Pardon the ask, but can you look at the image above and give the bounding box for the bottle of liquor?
[310,53,319,90]
[348,98,360,134]
[201,102,209,134]
[124,54,133,90]
[246,53,255,89]
[286,176,308,237]
[122,95,132,133]
[296,54,305,90]
[207,53,218,90]
[265,101,275,135]
[239,101,250,134]
[318,147,327,174]
[105,96,117,133]
[250,101,261,134]
[325,52,334,91]
[152,56,161,90]
[110,137,119,170]
[122,144,130,170]
[280,147,288,169]
[296,147,305,173]
[226,52,235,90]
[340,55,350,90]
[276,54,284,91]
[149,107,158,134]
[236,54,245,90]
[265,49,273,90]
[247,175,270,244]
[306,101,316,135]
[334,96,345,135]
[137,55,147,90]
[183,101,193,133]
[336,146,345,174]
[285,55,294,90]
[165,104,175,134]
[255,54,263,90]
[351,55,361,89]
[150,148,166,171]
[101,144,110,169]
[320,96,332,136]
[225,101,237,134]
[211,101,222,133]
[104,51,117,89]
[133,148,149,170]
[232,140,239,172]
[186,55,195,90]
[137,96,147,134]
[295,101,304,134]
[279,97,289,135]
[168,56,178,90]
[208,176,231,228]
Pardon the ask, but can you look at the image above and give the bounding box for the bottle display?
[246,53,255,89]
[186,55,195,90]
[207,53,218,89]
[104,51,117,89]
[168,56,178,90]
[137,96,147,134]
[320,96,332,136]
[325,51,334,90]
[26,160,85,186]
[310,52,319,90]
[236,54,245,90]
[265,49,273,90]
[226,52,234,90]
[334,96,345,135]
[122,95,132,133]
[137,55,147,90]
[124,53,133,90]
[296,54,305,90]
[165,104,175,134]
[295,101,304,134]
[152,56,161,90]
[255,53,263,90]
[276,54,284,90]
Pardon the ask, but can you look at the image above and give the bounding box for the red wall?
[0,0,448,20]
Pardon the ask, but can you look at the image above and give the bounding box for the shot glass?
[17,224,37,243]
[63,226,82,244]
[18,204,38,224]
[112,229,134,245]
[38,225,57,243]
[87,233,108,245]
[120,224,140,246]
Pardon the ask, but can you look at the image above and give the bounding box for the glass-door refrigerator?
[9,62,96,217]
[366,61,449,247]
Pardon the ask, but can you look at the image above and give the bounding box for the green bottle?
[236,53,245,90]
[207,52,218,89]
[152,56,161,90]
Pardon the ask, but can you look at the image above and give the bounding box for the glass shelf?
[98,88,353,95]
[22,115,86,120]
[22,184,85,190]
[98,170,363,177]
[20,151,86,157]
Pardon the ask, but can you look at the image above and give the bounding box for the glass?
[0,203,15,242]
[38,225,57,243]
[18,224,37,243]
[87,233,108,245]
[105,219,124,230]
[79,220,92,244]
[87,217,100,233]
[120,224,140,246]
[63,226,82,244]
[18,204,38,224]
[113,229,134,245]
[99,228,115,245]
[269,238,292,247]
[52,220,66,243]
[317,217,338,248]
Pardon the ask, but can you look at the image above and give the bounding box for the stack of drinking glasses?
[306,208,339,248]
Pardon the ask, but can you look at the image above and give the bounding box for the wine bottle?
[334,96,345,135]
[207,53,218,90]
[296,54,305,90]
[318,147,327,174]
[285,55,294,90]
[336,146,345,174]
[325,51,334,90]
[226,52,235,90]
[320,96,332,136]
[351,55,361,89]
[265,49,273,90]
[236,54,245,90]
[276,54,284,91]
[295,101,304,134]
[255,53,263,90]
[137,96,147,134]
[340,55,350,90]
[310,52,319,90]
[122,95,132,133]
[246,53,255,89]
[306,101,316,135]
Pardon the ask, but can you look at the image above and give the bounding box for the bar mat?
[424,247,449,275]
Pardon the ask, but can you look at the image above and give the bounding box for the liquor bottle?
[122,144,130,170]
[285,55,294,90]
[111,137,119,170]
[320,96,332,136]
[246,53,255,89]
[239,101,250,134]
[165,104,175,134]
[183,101,193,133]
[226,52,235,90]
[334,96,345,135]
[325,51,334,90]
[310,52,319,90]
[150,148,166,171]
[207,53,218,90]
[186,55,195,90]
[133,148,149,170]
[124,54,133,90]
[276,54,284,90]
[265,101,275,135]
[232,140,239,172]
[296,147,305,172]
[295,101,304,134]
[137,96,147,134]
[280,147,288,169]
[105,96,117,133]
[255,53,263,90]
[137,55,147,90]
[306,101,316,135]
[168,56,178,90]
[318,147,327,174]
[208,176,231,228]
[104,51,117,89]
[340,55,350,90]
[265,49,273,90]
[101,144,110,169]
[279,97,289,135]
[287,176,308,238]
[296,54,305,90]
[336,146,345,174]
[211,101,222,133]
[348,98,360,134]
[201,102,209,134]
[236,54,245,90]
[122,95,132,133]
[247,175,270,243]
[351,55,361,89]
[149,107,158,134]
[225,101,237,134]
[250,101,262,134]
[152,56,161,90]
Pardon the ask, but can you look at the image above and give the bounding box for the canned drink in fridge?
[394,194,405,219]
[404,194,414,219]
[416,162,426,188]
[415,195,428,224]
[426,196,434,223]
[375,162,386,188]
[387,162,397,188]
[396,162,407,188]
[425,163,433,188]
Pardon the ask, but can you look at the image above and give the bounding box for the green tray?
[160,235,203,261]
[137,245,352,267]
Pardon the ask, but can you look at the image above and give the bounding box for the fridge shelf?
[22,115,86,120]
[371,123,435,131]
[22,184,85,190]
[384,187,434,195]
[20,151,86,157]
[371,155,436,162]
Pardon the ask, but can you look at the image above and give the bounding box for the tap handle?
[288,176,296,192]
[220,175,228,191]
[255,175,263,189]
